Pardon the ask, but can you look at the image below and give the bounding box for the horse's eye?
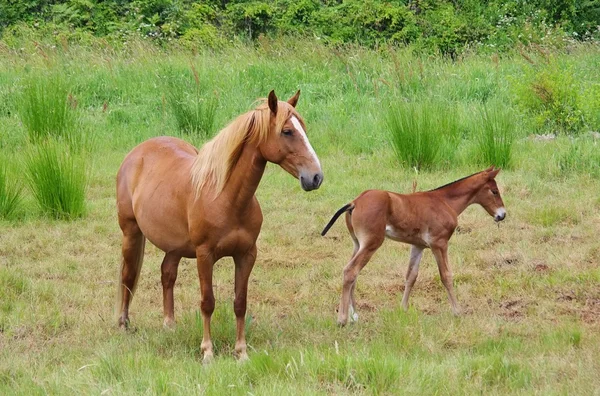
[492,190,499,195]
[282,129,293,136]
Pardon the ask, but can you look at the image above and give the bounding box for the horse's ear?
[485,165,494,172]
[287,90,300,108]
[268,90,278,114]
[488,167,501,179]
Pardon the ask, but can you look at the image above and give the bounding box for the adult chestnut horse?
[116,90,322,362]
[321,167,505,326]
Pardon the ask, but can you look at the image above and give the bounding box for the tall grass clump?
[474,106,517,169]
[164,66,218,138]
[386,101,460,170]
[556,139,600,178]
[0,161,23,219]
[25,142,88,219]
[17,74,80,145]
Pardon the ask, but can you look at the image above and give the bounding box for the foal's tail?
[321,203,355,236]
[114,235,146,320]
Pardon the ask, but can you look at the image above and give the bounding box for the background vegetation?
[0,1,599,394]
[1,0,599,53]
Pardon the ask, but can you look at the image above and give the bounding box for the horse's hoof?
[237,353,250,363]
[118,317,130,330]
[337,318,348,327]
[350,312,359,323]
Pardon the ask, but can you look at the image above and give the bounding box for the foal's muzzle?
[494,207,506,222]
[300,171,323,191]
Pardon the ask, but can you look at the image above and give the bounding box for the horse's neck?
[222,142,266,210]
[435,178,483,216]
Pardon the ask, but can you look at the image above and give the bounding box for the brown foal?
[116,90,322,362]
[321,167,505,326]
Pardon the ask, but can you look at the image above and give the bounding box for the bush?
[386,100,460,170]
[513,58,586,135]
[25,142,88,219]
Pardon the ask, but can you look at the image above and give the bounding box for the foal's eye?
[492,190,499,195]
[282,129,293,136]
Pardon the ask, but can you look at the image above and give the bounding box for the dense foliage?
[1,0,599,53]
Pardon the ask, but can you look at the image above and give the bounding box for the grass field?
[1,38,600,394]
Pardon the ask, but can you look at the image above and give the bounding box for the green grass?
[163,67,219,138]
[0,38,600,394]
[0,159,23,219]
[17,73,80,145]
[24,141,88,219]
[386,100,460,170]
[474,105,517,169]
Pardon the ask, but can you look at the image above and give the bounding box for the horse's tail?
[321,203,355,236]
[114,235,146,321]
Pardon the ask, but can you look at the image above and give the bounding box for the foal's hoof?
[202,352,214,365]
[337,318,348,327]
[236,353,250,363]
[163,318,176,330]
[350,312,359,322]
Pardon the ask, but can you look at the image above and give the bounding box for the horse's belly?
[133,200,193,255]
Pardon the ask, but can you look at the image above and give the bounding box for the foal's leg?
[348,232,360,322]
[431,244,460,315]
[401,245,424,311]
[161,253,182,328]
[196,247,216,363]
[117,220,146,329]
[233,245,257,362]
[338,239,383,326]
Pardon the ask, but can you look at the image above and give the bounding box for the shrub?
[25,142,88,219]
[0,160,22,219]
[513,58,585,135]
[386,100,460,170]
[474,106,517,169]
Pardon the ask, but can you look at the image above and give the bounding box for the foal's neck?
[435,176,485,216]
[223,142,267,210]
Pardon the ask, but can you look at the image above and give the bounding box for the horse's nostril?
[313,173,322,187]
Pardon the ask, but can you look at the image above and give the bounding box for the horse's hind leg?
[117,220,146,329]
[161,253,182,328]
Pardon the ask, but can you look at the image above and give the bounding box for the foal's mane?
[190,100,292,197]
[429,170,483,192]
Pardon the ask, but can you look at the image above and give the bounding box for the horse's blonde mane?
[191,100,292,197]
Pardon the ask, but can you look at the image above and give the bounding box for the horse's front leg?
[233,245,257,361]
[196,246,216,363]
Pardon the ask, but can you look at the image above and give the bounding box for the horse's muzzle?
[300,172,323,191]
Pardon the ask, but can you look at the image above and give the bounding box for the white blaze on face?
[291,116,321,168]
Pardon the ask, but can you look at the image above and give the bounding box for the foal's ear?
[485,165,494,172]
[268,90,278,114]
[287,90,301,108]
[488,167,501,179]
